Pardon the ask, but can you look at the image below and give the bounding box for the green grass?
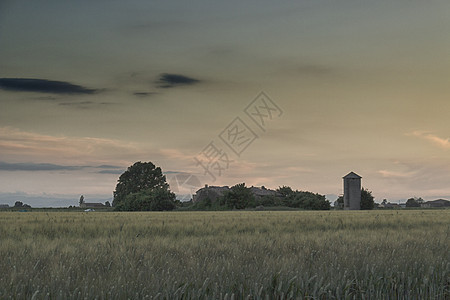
[0,210,449,299]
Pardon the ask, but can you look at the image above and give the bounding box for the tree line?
[112,161,368,211]
[188,184,331,211]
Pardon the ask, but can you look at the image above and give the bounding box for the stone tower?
[343,172,362,210]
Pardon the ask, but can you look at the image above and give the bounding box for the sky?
[1,0,449,207]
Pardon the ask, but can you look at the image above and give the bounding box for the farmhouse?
[250,186,280,198]
[192,185,230,203]
[379,202,400,209]
[193,185,280,203]
[421,199,450,208]
[80,202,106,209]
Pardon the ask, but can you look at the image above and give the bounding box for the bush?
[276,187,330,210]
[115,188,176,211]
[361,188,375,210]
[223,183,254,209]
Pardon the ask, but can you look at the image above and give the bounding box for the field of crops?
[0,210,449,299]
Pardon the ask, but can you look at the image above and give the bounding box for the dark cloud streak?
[0,162,123,172]
[58,101,114,109]
[59,101,94,106]
[97,165,122,169]
[133,91,157,97]
[98,169,125,174]
[0,78,97,94]
[0,162,82,171]
[157,73,200,88]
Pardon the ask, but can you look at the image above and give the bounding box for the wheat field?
[0,210,449,299]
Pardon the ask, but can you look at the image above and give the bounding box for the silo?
[343,172,362,210]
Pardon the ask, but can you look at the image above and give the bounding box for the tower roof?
[343,171,362,179]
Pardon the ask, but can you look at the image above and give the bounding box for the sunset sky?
[1,0,449,206]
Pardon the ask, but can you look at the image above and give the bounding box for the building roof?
[423,199,450,207]
[427,199,449,203]
[250,186,280,197]
[193,185,281,202]
[343,172,362,179]
[83,203,105,207]
[197,186,230,193]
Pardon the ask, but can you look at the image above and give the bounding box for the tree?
[223,183,254,209]
[277,186,330,210]
[105,201,111,207]
[360,188,374,210]
[292,191,330,210]
[113,161,169,207]
[79,195,85,207]
[192,196,213,210]
[113,161,175,211]
[256,195,283,207]
[14,201,31,208]
[334,196,344,209]
[277,186,294,197]
[416,197,424,205]
[406,197,421,207]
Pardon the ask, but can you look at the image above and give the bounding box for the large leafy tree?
[113,161,175,210]
[406,197,422,207]
[360,188,375,210]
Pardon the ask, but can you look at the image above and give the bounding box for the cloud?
[58,101,114,109]
[0,127,199,173]
[97,169,125,174]
[157,73,200,88]
[0,161,125,172]
[0,126,144,165]
[0,162,82,171]
[97,164,122,169]
[372,158,450,200]
[0,78,97,94]
[164,171,185,175]
[410,131,450,149]
[95,165,125,174]
[133,91,157,97]
[59,101,94,106]
[377,170,416,178]
[33,96,59,101]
